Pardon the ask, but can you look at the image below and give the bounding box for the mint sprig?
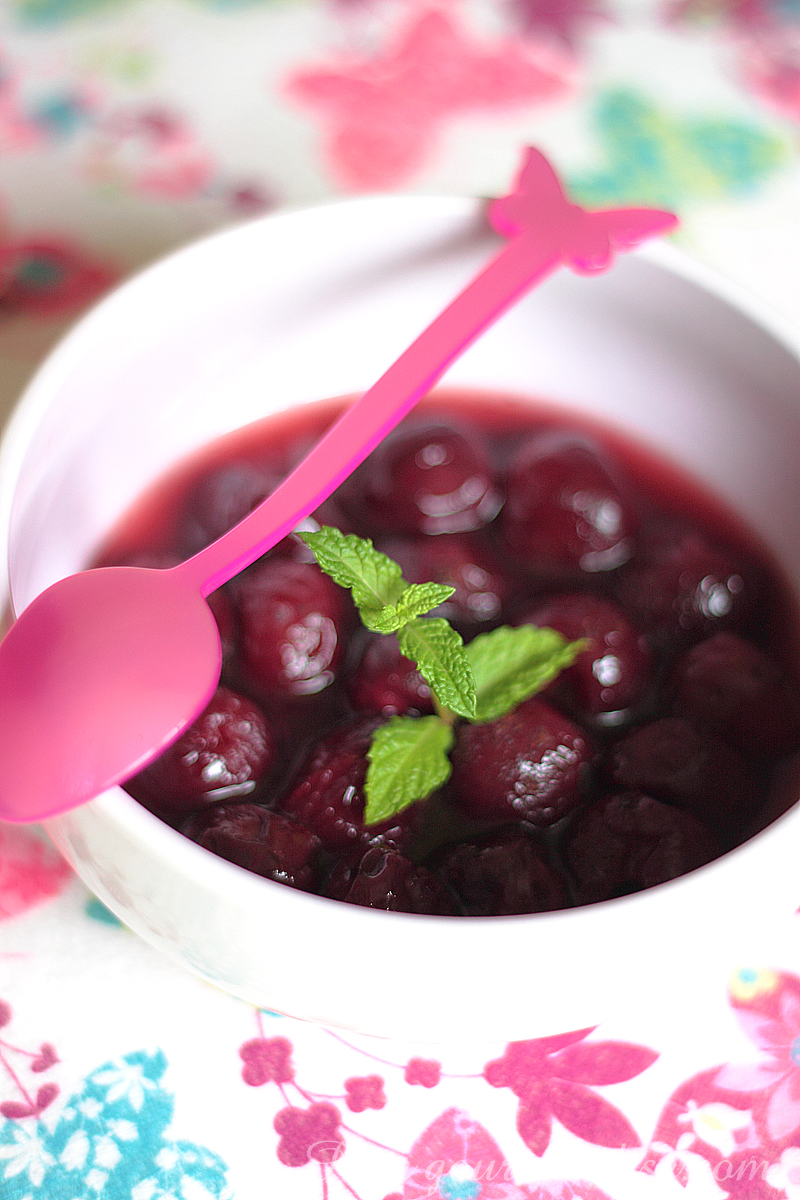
[301,526,472,711]
[301,526,583,824]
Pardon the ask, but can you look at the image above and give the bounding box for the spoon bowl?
[0,566,221,819]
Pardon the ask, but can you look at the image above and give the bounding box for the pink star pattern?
[285,7,573,189]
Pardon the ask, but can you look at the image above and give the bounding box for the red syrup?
[92,390,800,915]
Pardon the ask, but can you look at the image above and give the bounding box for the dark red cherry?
[232,558,352,697]
[615,522,760,648]
[670,632,800,756]
[518,593,652,717]
[431,829,567,915]
[324,845,457,914]
[377,534,515,629]
[606,716,759,838]
[182,803,321,891]
[564,792,720,904]
[450,696,594,826]
[501,433,637,577]
[280,717,420,852]
[127,686,273,819]
[341,420,501,536]
[345,632,433,717]
[207,587,237,667]
[181,460,284,555]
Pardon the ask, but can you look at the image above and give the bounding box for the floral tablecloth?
[2,1,800,1197]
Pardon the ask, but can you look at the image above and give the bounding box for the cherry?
[564,791,720,904]
[181,460,284,555]
[614,521,760,648]
[501,432,638,577]
[450,696,594,826]
[340,420,502,535]
[518,593,652,717]
[377,533,515,629]
[431,828,567,915]
[324,845,457,913]
[232,557,352,698]
[182,803,321,890]
[345,632,433,717]
[127,686,273,819]
[606,716,759,839]
[670,632,800,756]
[207,587,238,668]
[280,716,420,852]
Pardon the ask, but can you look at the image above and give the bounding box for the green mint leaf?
[394,582,455,623]
[364,715,454,824]
[467,624,586,723]
[397,618,477,720]
[300,526,406,614]
[359,604,405,634]
[349,582,456,633]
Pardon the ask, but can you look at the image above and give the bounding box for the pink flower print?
[509,0,612,51]
[344,1074,386,1112]
[641,1137,725,1194]
[238,1036,294,1087]
[640,1065,759,1186]
[0,1000,60,1120]
[525,1185,616,1199]
[484,1028,658,1156]
[666,0,777,35]
[0,239,116,318]
[405,1057,441,1087]
[0,56,41,152]
[87,106,213,199]
[273,1102,345,1167]
[405,1108,522,1200]
[739,35,800,124]
[0,824,71,919]
[676,1099,752,1158]
[285,7,572,190]
[766,1145,800,1197]
[717,969,800,1142]
[0,1081,58,1120]
[30,1044,57,1074]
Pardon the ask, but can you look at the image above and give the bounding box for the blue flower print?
[569,88,789,209]
[0,1049,232,1199]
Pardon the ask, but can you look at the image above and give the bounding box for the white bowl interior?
[2,195,800,1040]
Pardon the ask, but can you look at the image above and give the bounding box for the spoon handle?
[176,146,678,597]
[177,230,561,596]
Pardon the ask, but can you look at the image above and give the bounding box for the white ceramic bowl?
[2,195,800,1042]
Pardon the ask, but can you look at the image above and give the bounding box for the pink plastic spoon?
[0,148,677,822]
